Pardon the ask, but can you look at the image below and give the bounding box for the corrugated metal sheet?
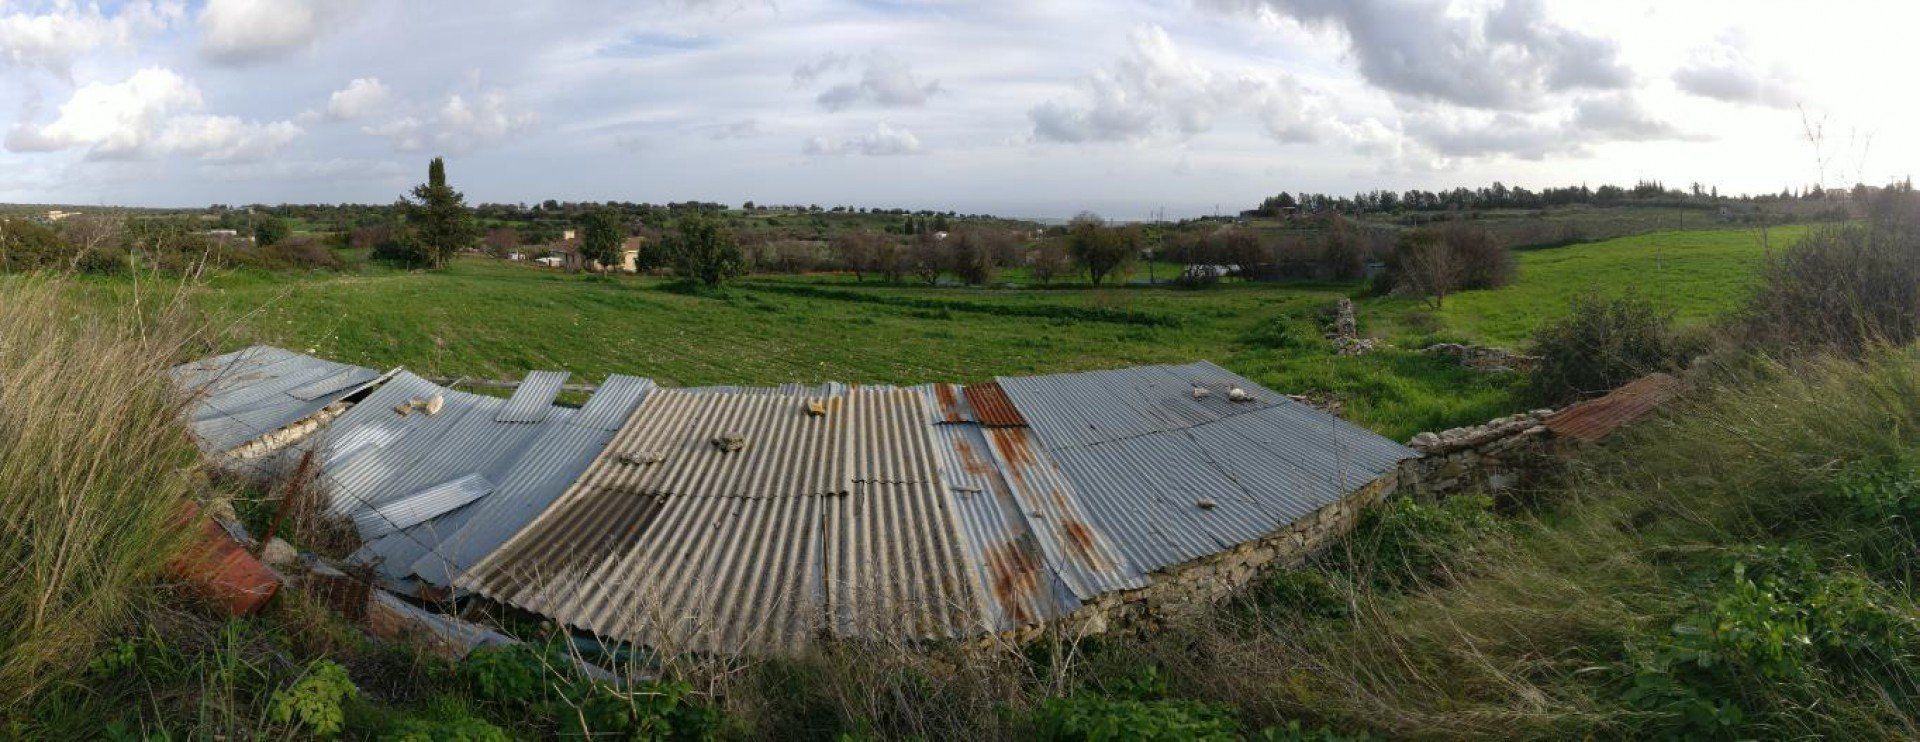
[1004,363,1415,573]
[169,345,383,454]
[458,387,991,653]
[178,346,1413,653]
[922,383,976,424]
[354,474,495,539]
[495,371,570,423]
[1545,372,1684,443]
[996,361,1280,450]
[411,376,654,587]
[964,383,1027,427]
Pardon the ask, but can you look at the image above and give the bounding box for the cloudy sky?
[0,0,1908,218]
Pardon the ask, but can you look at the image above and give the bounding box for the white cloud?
[326,77,390,120]
[366,89,537,153]
[1205,0,1630,110]
[1673,32,1799,109]
[803,122,922,156]
[0,1,182,76]
[1402,93,1690,160]
[1028,25,1318,144]
[5,67,301,160]
[804,52,941,111]
[199,0,357,65]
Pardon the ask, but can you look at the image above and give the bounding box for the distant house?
[543,236,645,273]
[45,209,77,222]
[1182,264,1238,280]
[533,256,564,268]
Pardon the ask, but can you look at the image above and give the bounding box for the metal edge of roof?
[1544,372,1684,443]
[495,371,571,423]
[354,473,496,540]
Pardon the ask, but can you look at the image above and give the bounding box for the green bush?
[1621,546,1920,738]
[269,660,358,738]
[1528,291,1678,404]
[1247,568,1350,619]
[457,644,720,739]
[1031,694,1241,741]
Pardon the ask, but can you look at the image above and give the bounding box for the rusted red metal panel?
[929,383,971,423]
[169,505,281,616]
[963,383,1027,428]
[1545,372,1684,443]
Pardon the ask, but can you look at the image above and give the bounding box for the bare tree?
[831,230,885,281]
[482,227,520,258]
[907,231,944,285]
[1029,239,1070,285]
[1395,230,1458,309]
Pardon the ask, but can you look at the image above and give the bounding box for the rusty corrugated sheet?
[923,383,976,424]
[963,383,1027,427]
[1545,372,1684,443]
[457,387,990,653]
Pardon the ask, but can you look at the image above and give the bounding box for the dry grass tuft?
[0,276,212,705]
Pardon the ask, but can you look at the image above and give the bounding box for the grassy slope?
[1372,225,1810,345]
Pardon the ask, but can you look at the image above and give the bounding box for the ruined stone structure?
[1420,342,1542,373]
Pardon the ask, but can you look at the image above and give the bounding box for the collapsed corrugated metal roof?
[458,387,991,653]
[176,348,1413,654]
[169,345,384,455]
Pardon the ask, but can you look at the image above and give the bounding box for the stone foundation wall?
[1399,409,1557,498]
[1420,342,1542,373]
[1027,471,1400,639]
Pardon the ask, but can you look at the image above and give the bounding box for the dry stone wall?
[1398,409,1557,498]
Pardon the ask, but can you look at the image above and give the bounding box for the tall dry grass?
[0,277,212,705]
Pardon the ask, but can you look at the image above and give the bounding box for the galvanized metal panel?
[495,371,571,423]
[927,424,1085,629]
[413,380,656,587]
[569,388,848,499]
[288,367,382,401]
[920,383,976,424]
[1006,362,1414,573]
[171,346,381,454]
[355,474,495,540]
[571,375,656,430]
[458,384,992,652]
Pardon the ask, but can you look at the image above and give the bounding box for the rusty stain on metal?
[1545,373,1684,443]
[932,383,968,423]
[984,540,1043,625]
[964,383,1027,427]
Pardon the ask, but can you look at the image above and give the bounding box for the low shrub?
[1528,291,1679,404]
[1620,546,1920,738]
[1031,694,1241,741]
[269,660,358,738]
[457,643,720,739]
[1742,211,1920,355]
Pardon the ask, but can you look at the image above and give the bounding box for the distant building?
[45,209,77,222]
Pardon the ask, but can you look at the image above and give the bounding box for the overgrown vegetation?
[0,279,206,703]
[1527,292,1683,403]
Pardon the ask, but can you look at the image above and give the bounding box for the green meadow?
[64,223,1802,441]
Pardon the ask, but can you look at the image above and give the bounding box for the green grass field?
[58,224,1806,441]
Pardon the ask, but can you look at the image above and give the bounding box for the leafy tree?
[1066,212,1137,286]
[577,209,625,272]
[400,157,477,268]
[253,215,291,246]
[663,214,744,286]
